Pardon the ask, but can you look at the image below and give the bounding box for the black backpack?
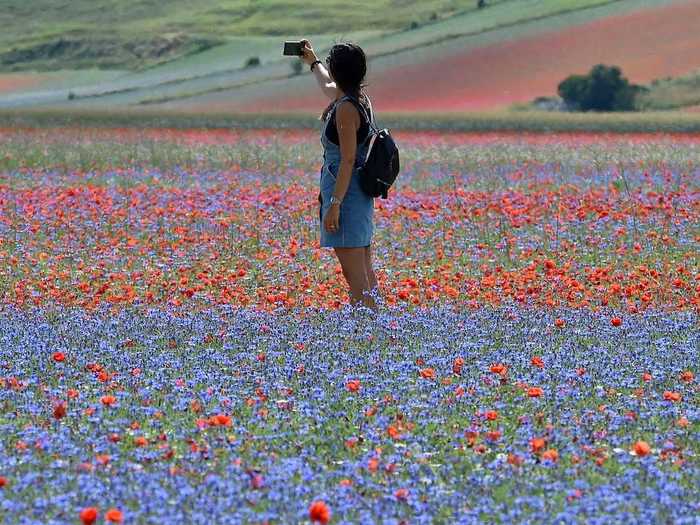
[344,95,400,199]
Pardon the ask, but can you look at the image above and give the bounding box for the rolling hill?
[1,0,698,114]
[0,0,510,71]
[637,70,700,111]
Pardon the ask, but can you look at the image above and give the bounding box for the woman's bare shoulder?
[335,99,361,124]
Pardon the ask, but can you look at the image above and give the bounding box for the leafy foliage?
[558,64,647,111]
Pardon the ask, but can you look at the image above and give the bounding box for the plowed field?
[183,0,700,113]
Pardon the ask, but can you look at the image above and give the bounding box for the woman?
[300,39,380,312]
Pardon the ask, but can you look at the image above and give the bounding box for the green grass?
[0,0,677,113]
[0,0,651,73]
[0,0,485,41]
[637,69,700,110]
[0,0,511,71]
[353,0,625,57]
[3,107,700,133]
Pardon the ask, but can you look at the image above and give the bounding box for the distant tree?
[558,64,642,111]
[290,59,303,76]
[558,74,589,111]
[477,0,486,8]
[586,64,627,110]
[409,20,420,30]
[620,83,649,109]
[245,56,260,68]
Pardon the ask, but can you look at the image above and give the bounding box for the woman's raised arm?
[301,39,340,101]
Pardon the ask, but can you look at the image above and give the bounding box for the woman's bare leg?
[334,246,376,311]
[364,244,379,305]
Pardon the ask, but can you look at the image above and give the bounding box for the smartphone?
[283,41,303,56]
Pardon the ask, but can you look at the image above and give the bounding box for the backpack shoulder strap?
[365,95,376,127]
[338,94,378,133]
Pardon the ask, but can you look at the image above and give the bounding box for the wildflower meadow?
[0,126,698,524]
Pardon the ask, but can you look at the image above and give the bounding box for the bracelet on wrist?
[310,59,322,72]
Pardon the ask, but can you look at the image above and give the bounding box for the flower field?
[0,127,698,524]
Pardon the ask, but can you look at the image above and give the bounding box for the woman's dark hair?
[320,42,369,121]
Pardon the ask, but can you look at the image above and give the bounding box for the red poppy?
[79,507,98,525]
[632,440,651,457]
[345,380,360,393]
[105,508,123,523]
[508,453,524,466]
[309,500,331,524]
[530,437,546,453]
[611,317,622,327]
[53,402,67,420]
[542,449,559,462]
[663,391,681,402]
[100,395,116,406]
[485,410,498,421]
[387,425,401,440]
[52,352,65,362]
[452,357,465,375]
[211,414,232,427]
[527,387,544,398]
[554,319,565,328]
[419,367,436,380]
[485,430,501,442]
[367,457,379,473]
[489,363,507,375]
[394,488,409,501]
[0,476,7,488]
[680,370,694,383]
[531,356,544,368]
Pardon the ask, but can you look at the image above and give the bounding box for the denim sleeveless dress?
[318,95,375,248]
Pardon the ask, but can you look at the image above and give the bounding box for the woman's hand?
[323,203,340,233]
[303,39,338,100]
[300,39,318,66]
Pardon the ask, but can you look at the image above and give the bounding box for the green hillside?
[1,0,691,115]
[637,70,700,111]
[0,0,634,109]
[1,0,510,71]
